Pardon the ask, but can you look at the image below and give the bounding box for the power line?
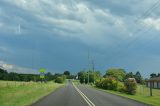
[135,0,160,22]
[104,0,160,65]
[132,0,160,35]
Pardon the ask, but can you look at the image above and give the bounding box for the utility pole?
[87,50,90,84]
[92,60,95,84]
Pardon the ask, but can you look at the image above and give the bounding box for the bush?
[95,77,118,91]
[95,79,102,88]
[124,78,137,95]
[117,82,125,92]
[55,75,66,83]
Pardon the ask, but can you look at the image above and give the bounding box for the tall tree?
[150,73,157,78]
[64,71,70,76]
[125,72,134,79]
[105,68,126,81]
[134,71,143,84]
[78,71,86,83]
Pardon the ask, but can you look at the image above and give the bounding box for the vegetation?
[55,75,66,83]
[124,78,137,95]
[0,81,64,106]
[94,85,160,106]
[150,73,160,78]
[104,68,126,82]
[78,71,101,84]
[95,77,118,91]
[92,69,160,105]
[95,77,137,95]
[0,68,74,83]
[0,68,56,82]
[63,71,70,76]
[95,68,141,95]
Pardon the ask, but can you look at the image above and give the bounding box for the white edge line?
[73,83,96,106]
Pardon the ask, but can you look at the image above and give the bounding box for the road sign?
[39,68,46,73]
[40,72,45,79]
[39,68,46,79]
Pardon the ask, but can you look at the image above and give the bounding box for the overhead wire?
[104,0,160,65]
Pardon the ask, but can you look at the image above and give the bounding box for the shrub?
[55,76,65,83]
[95,80,101,88]
[95,77,118,91]
[124,78,137,95]
[117,82,125,92]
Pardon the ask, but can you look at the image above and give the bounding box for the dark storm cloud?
[0,0,160,77]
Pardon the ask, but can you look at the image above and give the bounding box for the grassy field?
[0,81,64,106]
[94,85,160,106]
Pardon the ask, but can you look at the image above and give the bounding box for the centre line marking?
[73,83,96,106]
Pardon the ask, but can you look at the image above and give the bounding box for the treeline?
[150,73,160,78]
[0,68,74,82]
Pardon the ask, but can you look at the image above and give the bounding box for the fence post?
[150,82,152,96]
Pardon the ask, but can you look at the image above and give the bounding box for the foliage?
[117,82,125,92]
[54,75,66,83]
[0,68,8,80]
[125,72,134,79]
[97,84,160,106]
[95,77,118,91]
[125,71,145,84]
[78,71,101,84]
[63,71,70,76]
[134,71,143,84]
[124,78,137,95]
[105,68,126,82]
[0,68,58,82]
[150,73,160,78]
[78,71,86,83]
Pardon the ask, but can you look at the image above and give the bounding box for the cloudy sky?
[0,0,160,77]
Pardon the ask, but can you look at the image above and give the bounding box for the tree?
[95,77,118,91]
[46,72,53,81]
[64,71,70,76]
[78,71,86,83]
[150,73,157,78]
[125,72,134,79]
[105,68,126,81]
[0,68,8,80]
[78,70,101,84]
[8,72,20,81]
[134,71,143,84]
[55,76,65,83]
[94,71,101,81]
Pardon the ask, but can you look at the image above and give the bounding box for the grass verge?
[91,85,160,106]
[0,81,64,106]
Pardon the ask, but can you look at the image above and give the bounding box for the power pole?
[87,50,90,84]
[92,60,95,84]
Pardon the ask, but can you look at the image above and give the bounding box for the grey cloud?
[0,0,160,77]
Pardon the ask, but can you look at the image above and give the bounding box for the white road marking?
[73,83,96,106]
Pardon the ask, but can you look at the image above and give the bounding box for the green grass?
[0,81,64,106]
[93,85,160,106]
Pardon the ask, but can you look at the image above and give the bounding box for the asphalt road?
[31,81,149,106]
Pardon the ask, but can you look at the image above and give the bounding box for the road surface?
[31,81,149,106]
